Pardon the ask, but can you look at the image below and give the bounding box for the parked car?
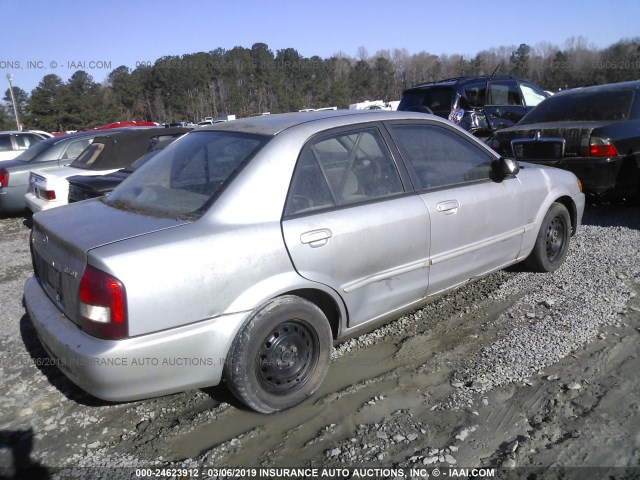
[67,139,178,203]
[25,127,190,212]
[0,131,101,213]
[0,131,50,162]
[398,75,549,138]
[24,110,584,413]
[486,80,640,203]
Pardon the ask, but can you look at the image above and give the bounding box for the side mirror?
[492,156,520,181]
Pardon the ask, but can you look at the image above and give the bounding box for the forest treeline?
[2,37,639,132]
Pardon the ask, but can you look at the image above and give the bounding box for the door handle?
[436,200,460,215]
[300,228,333,248]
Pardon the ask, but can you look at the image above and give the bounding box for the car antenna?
[486,62,502,104]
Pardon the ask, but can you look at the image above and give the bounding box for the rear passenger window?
[286,127,404,215]
[390,124,493,189]
[463,83,487,107]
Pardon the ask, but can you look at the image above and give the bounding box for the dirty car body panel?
[24,110,585,410]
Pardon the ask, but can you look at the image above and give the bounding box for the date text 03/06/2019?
[132,467,497,478]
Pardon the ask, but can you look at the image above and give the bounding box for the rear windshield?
[71,142,106,168]
[398,87,455,114]
[104,130,268,219]
[520,89,634,124]
[15,140,54,162]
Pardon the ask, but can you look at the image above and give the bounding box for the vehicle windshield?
[104,130,269,219]
[519,89,634,124]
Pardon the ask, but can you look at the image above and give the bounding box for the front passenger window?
[489,81,522,106]
[390,124,493,189]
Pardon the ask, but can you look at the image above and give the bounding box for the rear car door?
[387,121,526,294]
[281,125,431,328]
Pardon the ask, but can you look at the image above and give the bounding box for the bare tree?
[356,46,369,61]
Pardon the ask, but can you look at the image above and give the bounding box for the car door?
[484,80,528,130]
[281,125,431,328]
[387,121,526,294]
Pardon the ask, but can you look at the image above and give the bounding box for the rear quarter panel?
[88,220,299,337]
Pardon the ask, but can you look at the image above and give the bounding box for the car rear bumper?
[24,191,60,213]
[24,275,250,401]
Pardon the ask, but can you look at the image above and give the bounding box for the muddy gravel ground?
[1,205,639,479]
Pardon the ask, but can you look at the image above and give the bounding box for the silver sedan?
[24,110,585,413]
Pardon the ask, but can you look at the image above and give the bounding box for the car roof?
[409,75,525,90]
[73,127,192,170]
[39,129,118,145]
[553,79,640,97]
[89,126,191,143]
[0,130,47,135]
[196,110,444,136]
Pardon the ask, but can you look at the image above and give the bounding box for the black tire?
[524,202,571,272]
[223,295,332,413]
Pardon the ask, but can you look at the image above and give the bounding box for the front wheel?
[524,202,571,272]
[224,295,332,413]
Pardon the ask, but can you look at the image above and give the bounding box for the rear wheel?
[224,295,332,413]
[524,202,571,272]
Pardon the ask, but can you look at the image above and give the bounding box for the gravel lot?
[1,205,639,479]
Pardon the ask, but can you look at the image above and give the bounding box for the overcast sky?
[2,0,639,93]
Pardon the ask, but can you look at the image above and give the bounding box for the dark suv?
[397,75,549,138]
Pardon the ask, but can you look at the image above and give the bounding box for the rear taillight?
[43,190,56,200]
[581,136,619,157]
[0,169,8,188]
[79,265,127,340]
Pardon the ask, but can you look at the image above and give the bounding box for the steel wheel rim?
[545,215,567,261]
[256,320,319,395]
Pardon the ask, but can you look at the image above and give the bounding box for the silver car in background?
[24,110,585,413]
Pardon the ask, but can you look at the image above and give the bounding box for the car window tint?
[390,124,492,189]
[287,127,404,215]
[463,82,487,107]
[62,139,93,159]
[520,83,547,107]
[0,136,11,151]
[488,81,521,106]
[398,87,455,115]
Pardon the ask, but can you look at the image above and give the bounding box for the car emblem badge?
[534,131,542,141]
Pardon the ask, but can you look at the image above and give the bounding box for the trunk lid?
[31,199,192,326]
[493,121,618,164]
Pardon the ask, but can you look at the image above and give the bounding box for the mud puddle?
[169,296,512,463]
